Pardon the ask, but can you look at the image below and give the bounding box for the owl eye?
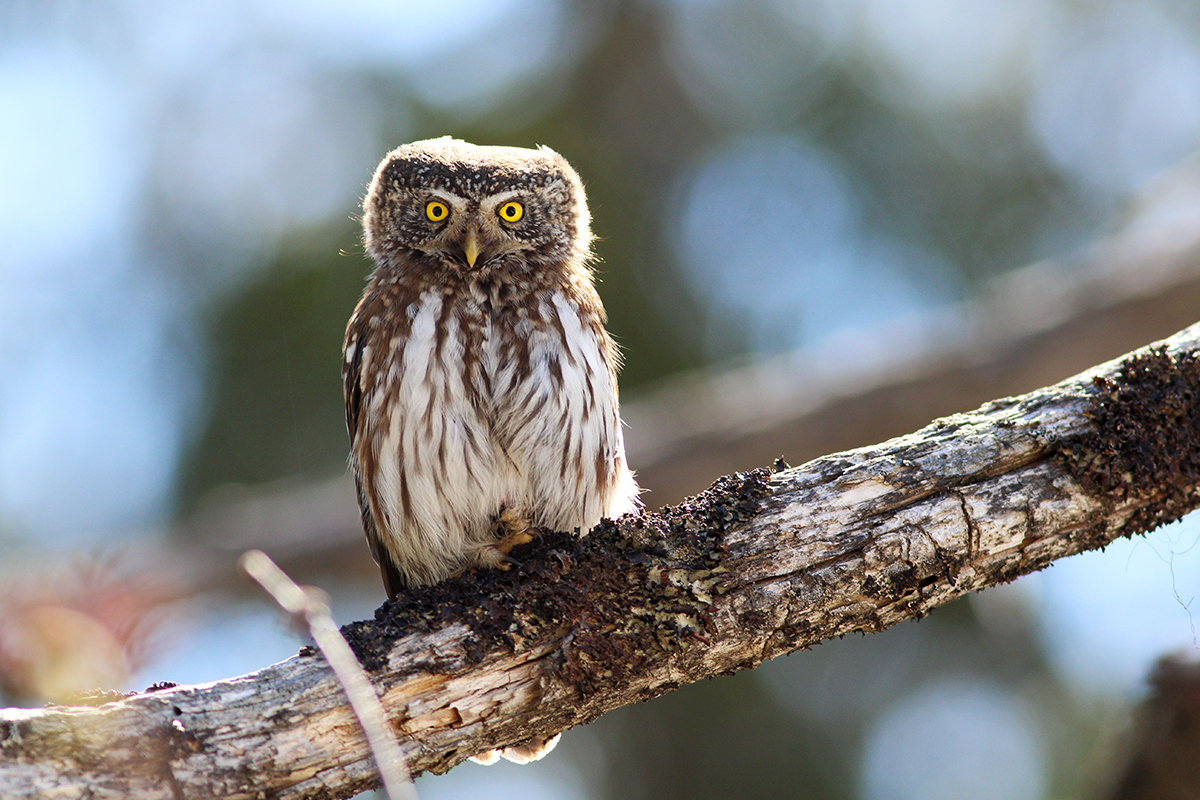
[498,201,524,223]
[425,201,450,222]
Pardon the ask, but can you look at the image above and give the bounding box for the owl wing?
[343,319,405,600]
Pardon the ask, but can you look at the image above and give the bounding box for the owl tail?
[468,732,562,766]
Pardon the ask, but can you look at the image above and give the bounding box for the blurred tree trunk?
[3,324,1200,799]
[1104,656,1200,800]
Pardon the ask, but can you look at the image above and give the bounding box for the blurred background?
[4,0,1200,797]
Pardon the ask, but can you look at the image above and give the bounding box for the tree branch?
[4,323,1200,800]
[176,178,1200,584]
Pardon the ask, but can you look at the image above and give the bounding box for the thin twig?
[240,549,418,800]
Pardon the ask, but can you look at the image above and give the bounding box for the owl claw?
[494,507,536,553]
[501,530,535,548]
[465,546,522,573]
[462,511,534,576]
[468,735,561,766]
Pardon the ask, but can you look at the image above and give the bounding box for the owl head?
[362,137,593,277]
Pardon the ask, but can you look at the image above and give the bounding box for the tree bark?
[4,323,1200,800]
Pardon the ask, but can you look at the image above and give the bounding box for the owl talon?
[465,546,522,573]
[493,507,536,554]
[469,734,561,766]
[502,530,535,548]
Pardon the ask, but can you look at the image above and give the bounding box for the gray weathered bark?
[3,323,1200,800]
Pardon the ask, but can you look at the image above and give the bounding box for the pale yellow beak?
[462,225,481,268]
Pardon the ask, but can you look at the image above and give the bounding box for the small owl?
[343,137,640,601]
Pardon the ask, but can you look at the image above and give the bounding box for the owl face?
[363,137,591,276]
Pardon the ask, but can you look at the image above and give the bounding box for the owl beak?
[462,225,482,268]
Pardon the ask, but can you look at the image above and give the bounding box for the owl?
[343,137,640,601]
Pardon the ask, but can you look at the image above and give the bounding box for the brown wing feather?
[343,317,405,600]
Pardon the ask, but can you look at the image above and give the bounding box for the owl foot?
[494,506,537,552]
[469,733,562,766]
[450,545,520,579]
[455,507,537,576]
[463,546,522,572]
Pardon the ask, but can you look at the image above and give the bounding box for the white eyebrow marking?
[426,188,468,208]
[479,189,522,212]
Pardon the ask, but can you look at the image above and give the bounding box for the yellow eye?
[425,200,449,222]
[498,201,524,223]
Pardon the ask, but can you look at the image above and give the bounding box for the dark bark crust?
[1060,345,1200,535]
[340,468,773,692]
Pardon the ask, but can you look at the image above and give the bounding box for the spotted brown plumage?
[343,137,640,606]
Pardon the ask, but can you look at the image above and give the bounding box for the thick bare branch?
[3,324,1200,800]
[177,174,1200,588]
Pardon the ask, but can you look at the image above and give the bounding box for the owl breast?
[349,282,638,587]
